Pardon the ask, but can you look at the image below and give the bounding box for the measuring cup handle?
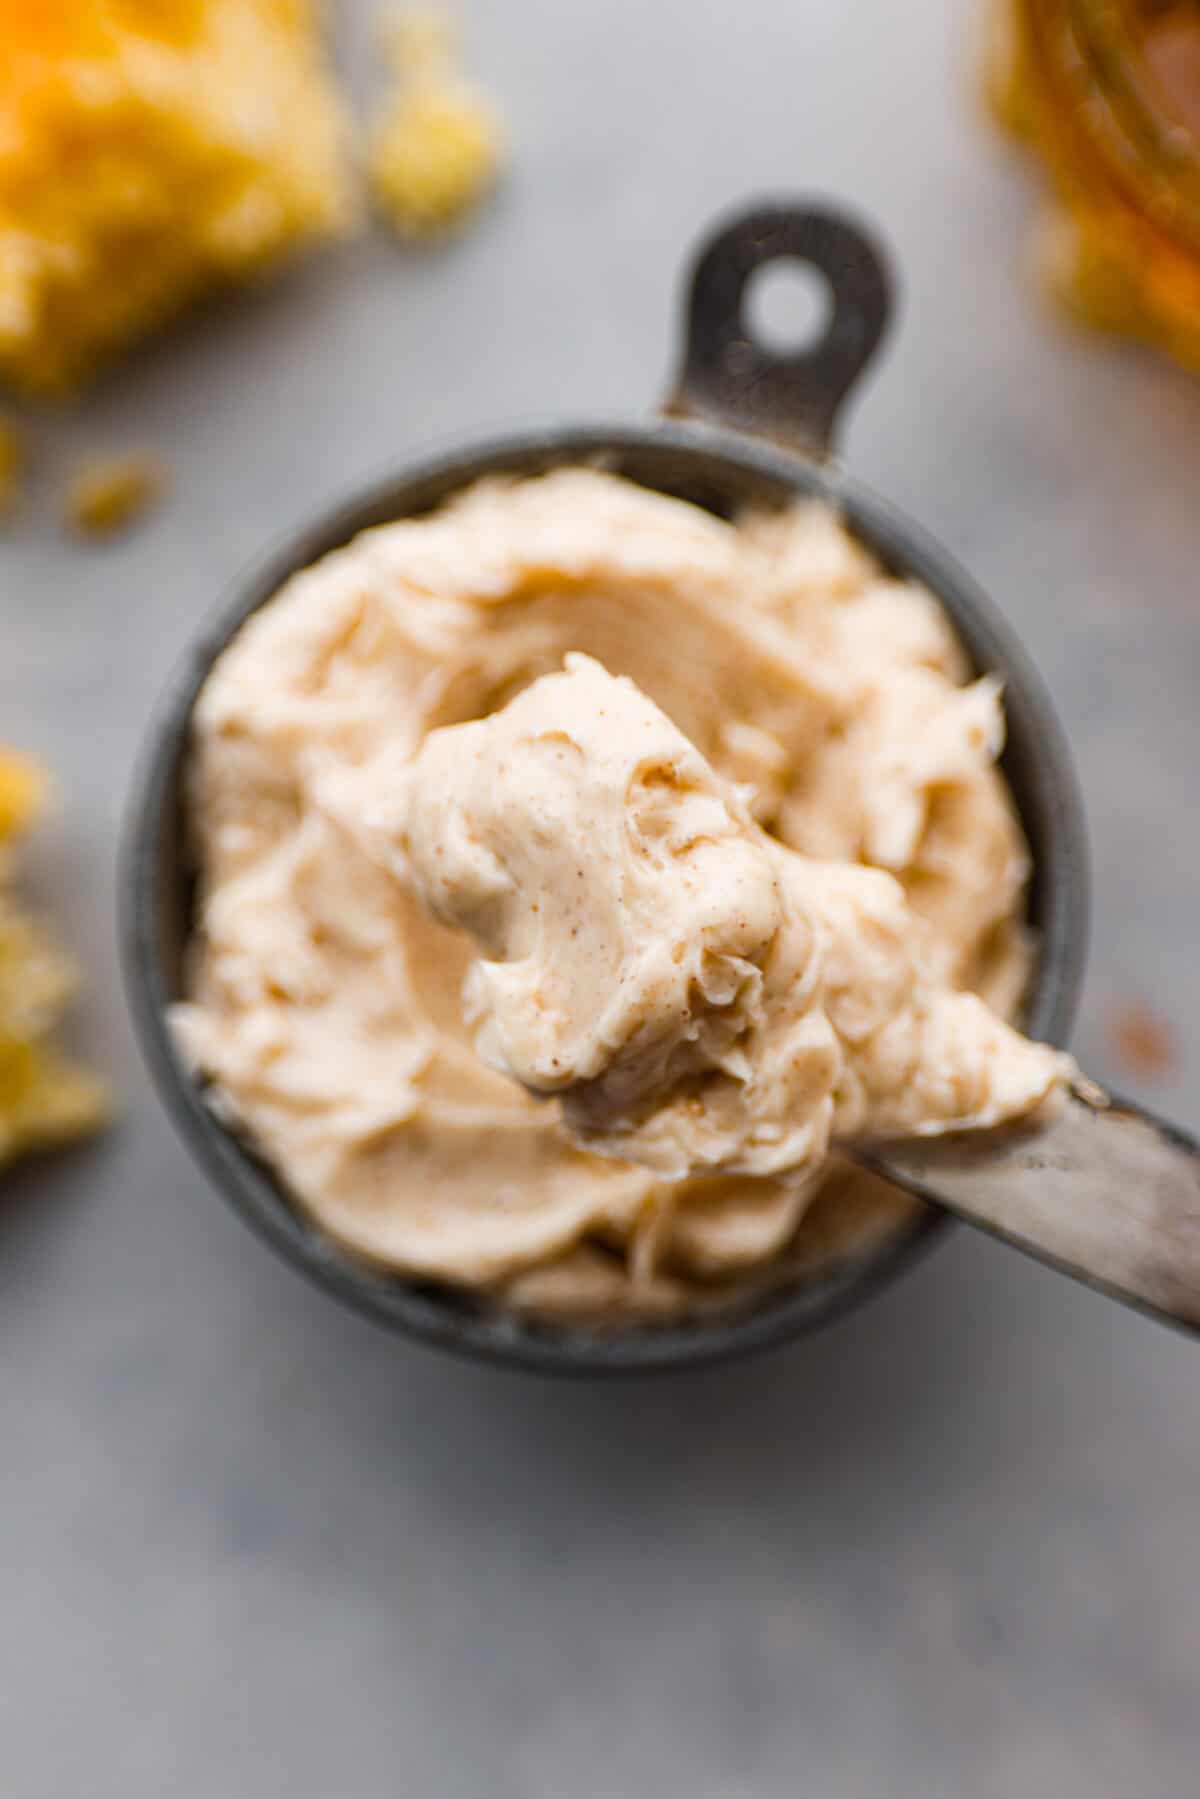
[664,200,894,459]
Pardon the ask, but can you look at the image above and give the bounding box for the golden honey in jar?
[986,0,1200,367]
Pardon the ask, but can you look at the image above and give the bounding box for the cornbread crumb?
[0,751,44,841]
[0,416,22,517]
[368,9,502,239]
[0,751,108,1171]
[1109,1002,1178,1081]
[0,0,357,397]
[66,455,166,538]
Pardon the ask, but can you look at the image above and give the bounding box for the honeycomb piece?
[368,9,502,239]
[0,750,108,1170]
[0,0,357,395]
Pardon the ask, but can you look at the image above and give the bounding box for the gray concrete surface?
[3,2,1199,1793]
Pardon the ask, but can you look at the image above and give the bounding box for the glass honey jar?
[986,0,1200,367]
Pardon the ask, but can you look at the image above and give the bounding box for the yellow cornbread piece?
[368,10,502,239]
[66,452,165,537]
[0,0,357,396]
[0,751,108,1169]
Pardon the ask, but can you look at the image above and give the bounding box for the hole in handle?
[743,258,834,358]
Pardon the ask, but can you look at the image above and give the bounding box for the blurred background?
[2,2,1199,1794]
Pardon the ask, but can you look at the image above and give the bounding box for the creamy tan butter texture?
[396,654,1068,1183]
[175,469,1058,1319]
